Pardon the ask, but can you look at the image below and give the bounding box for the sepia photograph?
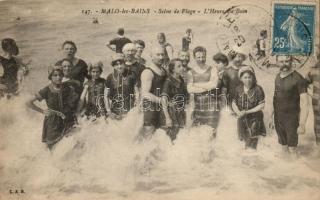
[0,0,319,199]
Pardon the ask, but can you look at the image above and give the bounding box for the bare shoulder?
[210,65,218,73]
[141,68,154,80]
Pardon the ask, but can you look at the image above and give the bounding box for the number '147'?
[274,37,286,48]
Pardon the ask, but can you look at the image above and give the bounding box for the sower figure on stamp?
[27,68,76,150]
[280,8,305,52]
[138,45,167,141]
[160,59,188,142]
[187,46,220,138]
[105,54,137,119]
[305,52,320,145]
[271,55,309,156]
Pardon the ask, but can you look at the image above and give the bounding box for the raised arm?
[106,44,116,52]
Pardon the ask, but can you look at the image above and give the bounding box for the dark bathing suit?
[142,67,166,128]
[273,71,307,147]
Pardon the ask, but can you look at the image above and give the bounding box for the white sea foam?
[0,94,319,199]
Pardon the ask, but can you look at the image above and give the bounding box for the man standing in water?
[178,50,191,84]
[107,28,131,53]
[134,39,146,66]
[272,55,308,156]
[187,46,220,137]
[182,28,193,51]
[139,46,166,140]
[157,33,173,67]
[122,43,145,88]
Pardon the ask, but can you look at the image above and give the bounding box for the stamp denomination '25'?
[272,4,315,55]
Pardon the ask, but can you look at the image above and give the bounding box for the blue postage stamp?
[272,4,315,55]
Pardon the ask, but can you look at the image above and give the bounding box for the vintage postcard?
[0,0,319,200]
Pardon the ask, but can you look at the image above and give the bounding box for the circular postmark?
[215,4,314,74]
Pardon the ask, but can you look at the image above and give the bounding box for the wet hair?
[60,58,73,67]
[48,68,63,80]
[260,30,267,37]
[111,59,124,67]
[193,46,206,57]
[117,28,124,36]
[168,58,182,74]
[122,43,136,52]
[213,53,229,66]
[157,32,166,41]
[133,40,145,48]
[2,38,19,55]
[230,52,246,61]
[62,40,77,53]
[239,70,257,87]
[89,61,103,72]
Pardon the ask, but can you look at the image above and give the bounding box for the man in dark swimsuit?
[107,28,132,53]
[139,45,166,140]
[272,55,309,156]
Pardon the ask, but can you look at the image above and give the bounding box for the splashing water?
[0,93,320,200]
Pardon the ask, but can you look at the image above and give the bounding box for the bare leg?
[288,146,298,159]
